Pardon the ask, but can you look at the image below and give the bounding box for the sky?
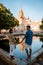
[0,0,43,22]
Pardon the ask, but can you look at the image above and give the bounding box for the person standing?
[9,28,16,59]
[20,25,33,60]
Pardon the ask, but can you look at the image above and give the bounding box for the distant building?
[17,8,41,32]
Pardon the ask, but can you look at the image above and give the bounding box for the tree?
[40,18,43,30]
[0,3,19,29]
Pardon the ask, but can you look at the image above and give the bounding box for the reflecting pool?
[13,36,43,60]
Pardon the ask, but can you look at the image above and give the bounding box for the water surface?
[13,36,43,60]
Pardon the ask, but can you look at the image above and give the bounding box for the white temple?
[17,8,41,32]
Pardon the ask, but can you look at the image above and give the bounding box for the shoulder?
[30,30,33,35]
[28,30,33,35]
[30,30,33,33]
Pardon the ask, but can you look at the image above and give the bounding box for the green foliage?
[40,18,43,30]
[0,40,9,52]
[0,3,19,29]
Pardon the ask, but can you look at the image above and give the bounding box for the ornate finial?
[19,8,24,18]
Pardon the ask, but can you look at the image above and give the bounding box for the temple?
[17,8,41,32]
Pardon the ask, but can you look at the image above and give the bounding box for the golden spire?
[19,8,24,18]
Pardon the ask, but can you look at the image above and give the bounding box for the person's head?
[9,28,13,34]
[27,25,31,30]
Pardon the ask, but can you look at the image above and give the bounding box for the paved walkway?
[0,58,9,65]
